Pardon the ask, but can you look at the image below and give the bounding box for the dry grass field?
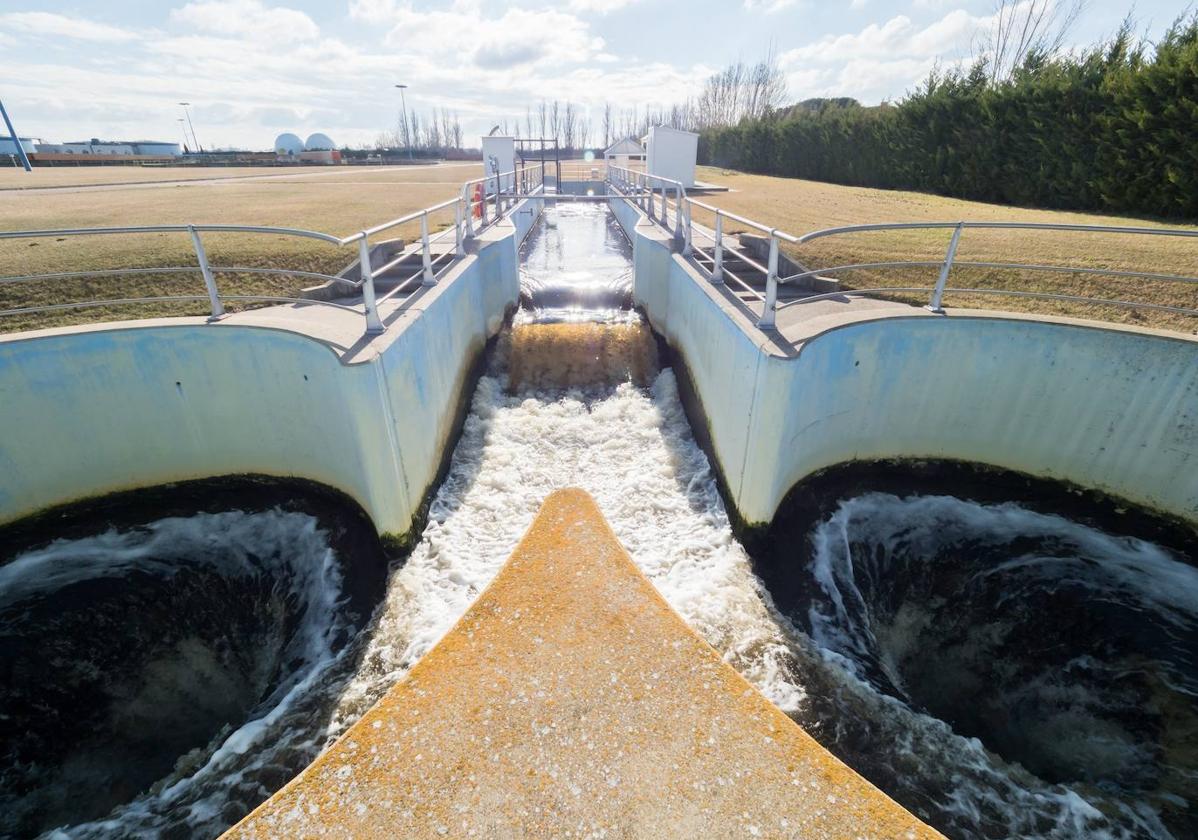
[3,161,1196,335]
[0,163,481,333]
[691,167,1198,334]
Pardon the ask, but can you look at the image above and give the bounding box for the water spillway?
[3,191,1197,838]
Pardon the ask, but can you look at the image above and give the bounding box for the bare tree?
[563,102,578,151]
[978,0,1087,82]
[602,102,613,147]
[578,117,591,152]
[451,113,463,152]
[549,100,562,146]
[537,100,548,140]
[439,108,453,153]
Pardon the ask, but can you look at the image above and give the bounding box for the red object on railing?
[472,183,483,219]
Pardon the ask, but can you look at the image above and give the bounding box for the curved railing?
[605,165,1198,330]
[0,164,545,335]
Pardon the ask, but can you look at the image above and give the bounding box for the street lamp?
[177,118,190,153]
[178,102,203,154]
[394,84,412,160]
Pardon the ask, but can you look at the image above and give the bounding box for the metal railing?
[0,164,544,335]
[787,222,1198,320]
[606,166,1198,329]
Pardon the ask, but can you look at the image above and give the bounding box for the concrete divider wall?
[611,200,1198,526]
[0,206,537,538]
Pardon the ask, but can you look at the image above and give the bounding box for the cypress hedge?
[699,19,1198,219]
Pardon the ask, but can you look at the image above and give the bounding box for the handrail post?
[681,196,692,256]
[420,212,436,285]
[647,183,656,221]
[758,233,779,329]
[928,222,963,313]
[480,184,490,227]
[358,234,384,334]
[660,183,667,224]
[712,212,724,284]
[454,200,464,255]
[188,225,225,321]
[673,185,685,242]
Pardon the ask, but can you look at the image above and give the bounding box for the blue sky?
[0,0,1188,150]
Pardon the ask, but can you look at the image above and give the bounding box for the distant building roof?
[604,137,644,157]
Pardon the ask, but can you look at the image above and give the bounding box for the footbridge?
[1,160,1196,839]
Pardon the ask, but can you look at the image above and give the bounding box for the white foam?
[329,369,804,733]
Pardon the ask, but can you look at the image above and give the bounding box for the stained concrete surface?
[225,489,938,840]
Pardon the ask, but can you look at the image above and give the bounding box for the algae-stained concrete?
[226,489,937,840]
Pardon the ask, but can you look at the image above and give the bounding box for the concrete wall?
[0,207,537,537]
[612,200,1198,526]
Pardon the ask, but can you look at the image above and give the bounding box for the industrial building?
[32,139,182,156]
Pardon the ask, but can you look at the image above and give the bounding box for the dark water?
[0,480,388,839]
[752,462,1198,840]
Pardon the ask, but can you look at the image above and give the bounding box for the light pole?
[177,118,190,153]
[179,102,203,153]
[394,84,412,160]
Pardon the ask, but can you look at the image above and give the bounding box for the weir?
[1,164,1196,839]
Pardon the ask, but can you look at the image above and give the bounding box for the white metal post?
[462,184,476,240]
[188,225,225,321]
[420,212,436,285]
[454,201,464,255]
[358,235,385,334]
[681,197,692,255]
[712,213,724,284]
[928,222,963,313]
[647,183,656,221]
[758,234,780,329]
[660,183,667,223]
[674,186,685,242]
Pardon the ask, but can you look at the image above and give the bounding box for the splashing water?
[0,508,382,839]
[769,491,1198,839]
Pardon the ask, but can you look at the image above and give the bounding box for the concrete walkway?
[225,489,938,839]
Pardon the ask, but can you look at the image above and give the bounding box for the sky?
[0,0,1188,150]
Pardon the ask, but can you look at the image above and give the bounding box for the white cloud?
[171,0,320,42]
[781,10,981,65]
[0,11,139,42]
[366,3,607,70]
[567,0,643,12]
[743,0,797,13]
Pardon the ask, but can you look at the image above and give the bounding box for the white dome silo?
[304,133,336,151]
[274,133,303,155]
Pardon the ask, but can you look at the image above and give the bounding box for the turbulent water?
[7,200,1195,840]
[0,507,382,838]
[767,491,1198,839]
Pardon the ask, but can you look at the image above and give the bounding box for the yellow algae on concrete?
[225,489,940,839]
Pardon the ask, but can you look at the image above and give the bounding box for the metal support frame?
[358,235,385,334]
[0,99,32,173]
[928,222,963,313]
[188,225,225,320]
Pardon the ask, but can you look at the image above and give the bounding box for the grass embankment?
[0,163,480,334]
[692,167,1198,334]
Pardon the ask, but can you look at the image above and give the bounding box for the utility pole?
[0,98,32,173]
[395,84,413,161]
[179,102,203,153]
